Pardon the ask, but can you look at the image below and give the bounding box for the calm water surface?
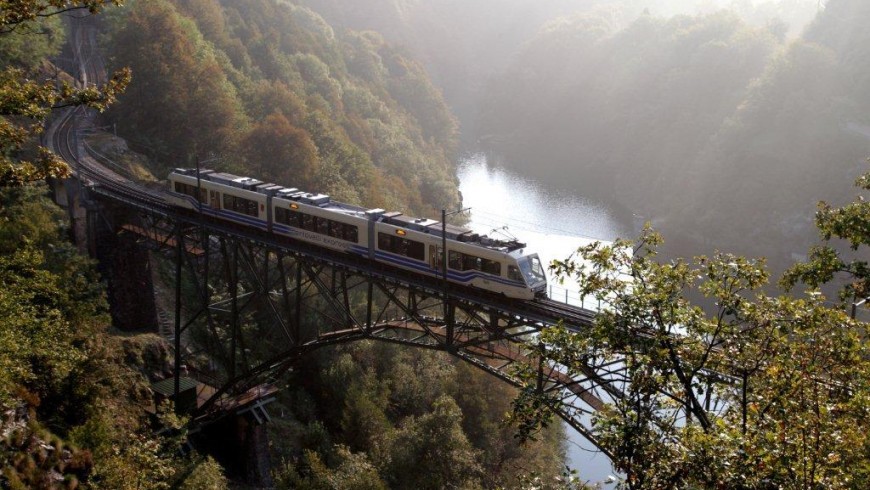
[457,152,628,484]
[458,153,630,304]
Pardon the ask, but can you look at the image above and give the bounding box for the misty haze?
[302,0,865,277]
[3,0,870,488]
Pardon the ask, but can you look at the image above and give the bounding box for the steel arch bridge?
[45,13,645,461]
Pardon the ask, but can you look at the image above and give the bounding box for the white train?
[166,168,547,299]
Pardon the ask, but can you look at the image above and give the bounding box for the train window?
[289,210,302,227]
[481,259,501,275]
[519,255,546,285]
[378,233,425,261]
[445,251,501,275]
[464,255,482,271]
[378,232,392,251]
[408,240,424,260]
[302,214,316,231]
[222,195,259,217]
[328,221,342,238]
[396,238,409,256]
[345,225,359,243]
[448,251,463,270]
[275,207,287,224]
[508,265,523,281]
[325,221,358,242]
[275,207,292,226]
[174,182,207,203]
[276,207,303,227]
[317,217,330,235]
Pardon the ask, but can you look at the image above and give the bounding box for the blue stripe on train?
[171,192,268,229]
[372,251,526,288]
[272,223,368,256]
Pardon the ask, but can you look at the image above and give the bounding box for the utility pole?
[195,155,202,215]
[442,207,470,349]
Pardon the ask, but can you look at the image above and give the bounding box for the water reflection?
[458,152,629,307]
[457,152,625,484]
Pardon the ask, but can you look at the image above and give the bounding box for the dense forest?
[2,1,569,488]
[104,0,461,219]
[298,0,859,273]
[4,0,870,488]
[474,0,870,271]
[297,0,821,142]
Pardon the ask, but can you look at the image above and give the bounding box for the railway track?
[47,12,602,333]
[46,14,634,447]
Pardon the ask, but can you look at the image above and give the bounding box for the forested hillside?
[475,0,870,270]
[104,0,460,218]
[676,0,870,259]
[0,188,227,488]
[296,0,847,271]
[0,2,229,486]
[298,0,819,142]
[1,0,569,487]
[97,1,569,487]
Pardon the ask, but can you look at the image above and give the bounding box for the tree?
[782,167,870,304]
[379,395,483,489]
[105,0,244,170]
[242,111,319,187]
[514,223,870,489]
[273,445,386,490]
[0,1,129,186]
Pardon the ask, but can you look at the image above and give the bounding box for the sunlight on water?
[457,152,626,484]
[458,152,628,308]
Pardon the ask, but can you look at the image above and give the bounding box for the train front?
[517,253,548,297]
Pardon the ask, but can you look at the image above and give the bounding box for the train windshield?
[518,254,547,287]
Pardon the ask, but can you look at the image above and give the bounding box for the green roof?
[151,376,199,396]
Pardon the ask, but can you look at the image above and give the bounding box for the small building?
[151,376,200,415]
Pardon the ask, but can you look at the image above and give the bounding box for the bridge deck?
[121,224,205,256]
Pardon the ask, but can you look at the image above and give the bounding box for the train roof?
[170,168,527,253]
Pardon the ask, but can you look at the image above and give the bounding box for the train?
[166,168,548,299]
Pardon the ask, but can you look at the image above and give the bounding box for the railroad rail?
[43,13,628,457]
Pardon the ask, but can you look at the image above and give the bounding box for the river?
[457,152,631,304]
[457,152,630,485]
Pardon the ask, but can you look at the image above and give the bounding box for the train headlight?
[396,229,406,236]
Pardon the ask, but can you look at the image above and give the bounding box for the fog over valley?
[4,0,870,488]
[301,0,863,275]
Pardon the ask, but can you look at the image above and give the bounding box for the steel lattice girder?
[119,210,629,456]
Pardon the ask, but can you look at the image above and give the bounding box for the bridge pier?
[92,203,160,331]
[191,411,274,487]
[50,177,89,253]
[50,177,160,331]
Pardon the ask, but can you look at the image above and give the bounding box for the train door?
[430,246,443,272]
[209,190,221,209]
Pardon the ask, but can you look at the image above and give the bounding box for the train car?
[270,190,370,256]
[372,214,547,299]
[166,168,548,299]
[167,169,270,230]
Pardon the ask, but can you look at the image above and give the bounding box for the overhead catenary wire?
[466,208,611,243]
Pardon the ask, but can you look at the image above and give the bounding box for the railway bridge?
[45,14,632,481]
